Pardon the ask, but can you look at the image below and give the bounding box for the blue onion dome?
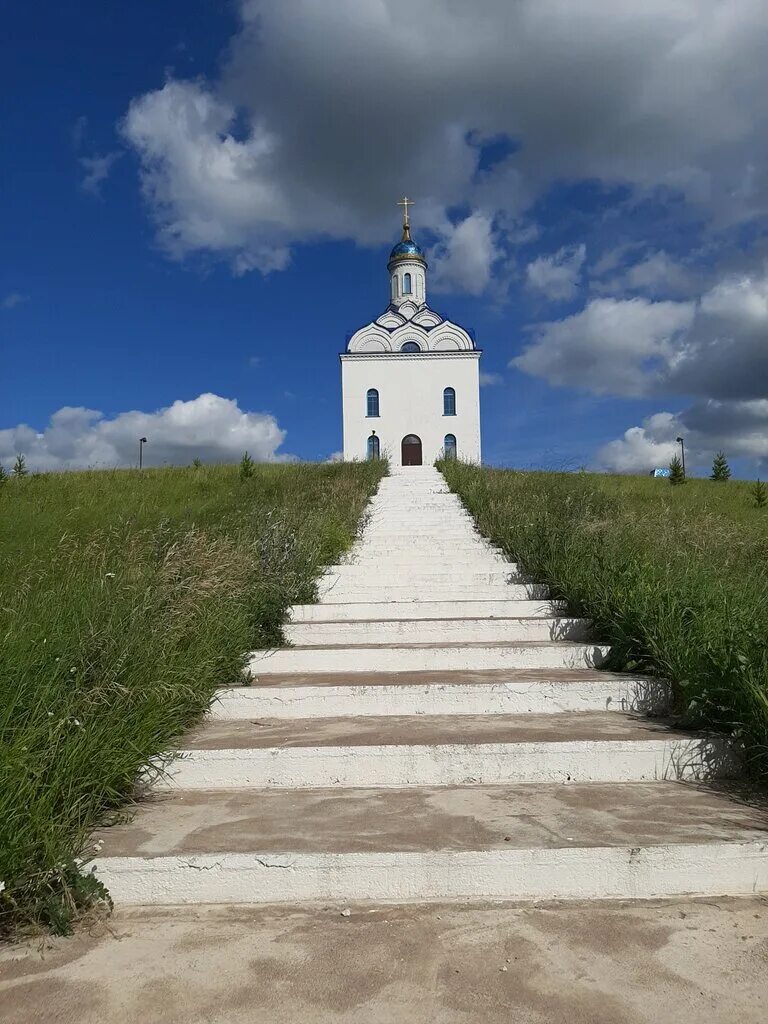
[388,224,427,267]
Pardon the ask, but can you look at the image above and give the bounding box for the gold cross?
[397,195,414,228]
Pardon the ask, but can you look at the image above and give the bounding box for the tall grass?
[0,461,385,934]
[439,461,768,775]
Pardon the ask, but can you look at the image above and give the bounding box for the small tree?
[239,451,255,481]
[710,451,731,482]
[0,462,7,486]
[752,479,767,509]
[668,454,685,486]
[191,458,202,470]
[13,454,28,477]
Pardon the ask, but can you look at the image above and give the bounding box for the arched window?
[366,388,379,417]
[401,341,421,353]
[444,434,457,459]
[443,387,456,415]
[367,433,380,460]
[403,272,412,294]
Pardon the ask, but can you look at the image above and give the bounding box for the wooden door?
[401,434,422,466]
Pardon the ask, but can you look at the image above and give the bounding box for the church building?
[341,199,481,466]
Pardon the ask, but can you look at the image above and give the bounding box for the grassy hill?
[440,461,768,780]
[0,461,385,934]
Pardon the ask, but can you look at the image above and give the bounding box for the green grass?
[0,460,385,935]
[439,461,768,776]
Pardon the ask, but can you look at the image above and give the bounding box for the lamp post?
[676,436,685,478]
[139,437,148,469]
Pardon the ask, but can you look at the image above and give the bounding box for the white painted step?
[289,600,565,622]
[163,713,735,790]
[93,783,768,905]
[283,616,590,646]
[320,569,522,586]
[317,584,550,602]
[214,669,671,719]
[248,641,610,675]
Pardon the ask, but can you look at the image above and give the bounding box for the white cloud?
[120,1,768,279]
[0,394,288,472]
[2,292,29,310]
[479,371,504,387]
[514,297,695,396]
[596,413,682,472]
[429,213,500,295]
[597,401,768,472]
[80,152,122,197]
[526,244,586,302]
[593,249,696,298]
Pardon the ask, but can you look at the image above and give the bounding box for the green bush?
[439,460,768,777]
[0,460,385,934]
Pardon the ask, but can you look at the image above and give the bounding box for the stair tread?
[94,782,768,859]
[265,640,603,652]
[235,667,654,688]
[184,712,694,750]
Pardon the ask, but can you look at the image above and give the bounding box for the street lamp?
[139,437,148,469]
[675,436,685,477]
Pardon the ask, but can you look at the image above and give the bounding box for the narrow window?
[444,434,457,459]
[367,433,380,460]
[401,341,421,353]
[366,388,379,417]
[403,272,412,294]
[443,387,456,416]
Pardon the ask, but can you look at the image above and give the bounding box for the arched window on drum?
[443,434,457,460]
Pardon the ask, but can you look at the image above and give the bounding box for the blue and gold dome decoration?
[388,223,427,268]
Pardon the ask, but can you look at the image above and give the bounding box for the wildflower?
[0,881,5,895]
[105,572,116,579]
[73,719,82,727]
[47,711,53,717]
[70,667,76,674]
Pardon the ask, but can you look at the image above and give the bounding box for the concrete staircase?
[94,466,767,905]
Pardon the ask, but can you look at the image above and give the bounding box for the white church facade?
[341,200,481,466]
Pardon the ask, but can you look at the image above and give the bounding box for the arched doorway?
[401,434,422,466]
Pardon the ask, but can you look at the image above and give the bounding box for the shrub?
[752,479,767,509]
[710,451,731,482]
[668,454,685,485]
[239,451,255,481]
[13,454,28,477]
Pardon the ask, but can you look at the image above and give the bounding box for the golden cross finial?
[397,195,414,229]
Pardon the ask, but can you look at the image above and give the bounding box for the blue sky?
[3,1,768,475]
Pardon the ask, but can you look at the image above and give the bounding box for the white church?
[341,199,481,466]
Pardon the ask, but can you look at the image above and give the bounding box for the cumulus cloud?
[526,244,586,301]
[597,401,768,473]
[593,249,697,298]
[0,394,288,472]
[120,0,768,279]
[2,292,29,310]
[480,371,504,387]
[514,297,695,396]
[429,213,500,295]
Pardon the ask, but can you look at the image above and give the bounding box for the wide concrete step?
[164,713,735,790]
[289,599,566,622]
[93,782,768,905]
[320,568,521,585]
[214,669,671,718]
[283,616,590,646]
[248,641,609,675]
[317,584,550,602]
